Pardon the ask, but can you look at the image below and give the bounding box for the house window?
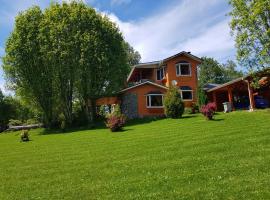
[156,67,165,80]
[180,86,193,101]
[146,94,164,108]
[176,62,191,76]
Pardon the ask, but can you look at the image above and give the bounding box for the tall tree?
[198,57,243,86]
[2,1,130,127]
[222,60,243,82]
[229,0,270,70]
[123,42,141,66]
[198,57,225,85]
[75,11,129,122]
[3,7,55,127]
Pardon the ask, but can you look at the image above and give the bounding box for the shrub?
[20,129,30,142]
[207,102,217,113]
[106,114,126,132]
[112,104,121,117]
[201,102,217,120]
[184,107,192,114]
[26,118,39,125]
[191,103,199,114]
[98,105,107,118]
[164,86,185,118]
[8,119,23,126]
[197,84,208,107]
[106,104,126,132]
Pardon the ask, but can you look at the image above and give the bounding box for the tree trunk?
[90,99,96,122]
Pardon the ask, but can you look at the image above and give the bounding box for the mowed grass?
[0,110,270,200]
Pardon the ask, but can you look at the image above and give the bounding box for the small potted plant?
[21,129,30,142]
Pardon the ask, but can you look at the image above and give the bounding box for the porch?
[207,72,270,111]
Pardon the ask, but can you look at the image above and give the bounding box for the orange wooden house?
[96,51,201,118]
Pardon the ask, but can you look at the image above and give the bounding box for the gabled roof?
[127,51,201,82]
[119,81,168,93]
[162,51,201,63]
[206,76,249,92]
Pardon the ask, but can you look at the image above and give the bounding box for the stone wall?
[120,93,138,119]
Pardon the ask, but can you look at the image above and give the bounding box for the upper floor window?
[176,62,191,76]
[156,67,165,80]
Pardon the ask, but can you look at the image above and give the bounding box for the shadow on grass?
[181,115,198,119]
[39,121,107,135]
[212,118,225,121]
[125,117,166,127]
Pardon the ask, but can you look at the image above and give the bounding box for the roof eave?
[119,81,168,94]
[206,76,249,92]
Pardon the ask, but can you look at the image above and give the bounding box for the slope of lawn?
[0,110,270,200]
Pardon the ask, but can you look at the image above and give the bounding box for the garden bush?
[8,119,23,126]
[106,105,126,132]
[164,86,185,118]
[26,118,39,125]
[106,114,126,132]
[201,102,217,120]
[191,103,199,114]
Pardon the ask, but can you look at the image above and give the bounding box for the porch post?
[212,91,217,105]
[228,87,234,110]
[247,80,255,111]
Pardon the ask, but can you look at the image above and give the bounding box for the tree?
[123,42,141,66]
[3,6,55,127]
[198,57,243,86]
[229,0,270,70]
[164,86,185,118]
[0,91,38,132]
[2,1,130,127]
[198,57,226,85]
[197,84,208,107]
[222,60,243,82]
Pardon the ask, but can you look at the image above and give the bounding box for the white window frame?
[176,63,191,76]
[180,90,193,101]
[146,94,164,108]
[156,67,165,81]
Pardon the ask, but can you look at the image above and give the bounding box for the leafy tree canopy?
[2,1,131,127]
[123,42,141,66]
[229,0,270,70]
[198,57,243,85]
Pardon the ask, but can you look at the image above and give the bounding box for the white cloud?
[105,0,235,62]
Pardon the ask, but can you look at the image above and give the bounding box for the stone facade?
[121,93,138,119]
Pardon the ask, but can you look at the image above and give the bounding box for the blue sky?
[0,0,235,93]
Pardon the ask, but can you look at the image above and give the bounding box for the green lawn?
[0,110,270,200]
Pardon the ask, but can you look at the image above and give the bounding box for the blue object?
[255,96,269,108]
[234,96,250,110]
